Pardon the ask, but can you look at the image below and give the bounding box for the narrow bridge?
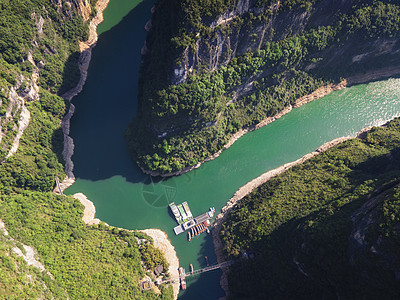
[182,260,233,279]
[160,261,234,289]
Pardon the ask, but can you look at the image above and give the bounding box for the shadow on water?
[51,126,65,166]
[176,232,225,300]
[64,0,400,298]
[69,0,153,184]
[180,270,225,300]
[67,2,227,295]
[197,234,218,267]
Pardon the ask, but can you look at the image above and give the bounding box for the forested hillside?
[220,118,400,299]
[0,1,172,298]
[128,0,400,174]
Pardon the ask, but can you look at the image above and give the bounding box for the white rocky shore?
[72,192,180,300]
[140,229,180,299]
[51,2,180,298]
[211,136,352,299]
[59,0,110,186]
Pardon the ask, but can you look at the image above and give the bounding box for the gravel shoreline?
[52,3,180,298]
[140,229,180,299]
[211,136,352,299]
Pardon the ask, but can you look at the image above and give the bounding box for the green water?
[66,1,400,298]
[96,0,146,35]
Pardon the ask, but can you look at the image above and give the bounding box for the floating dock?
[189,220,210,240]
[173,207,215,235]
[182,202,193,219]
[169,201,193,224]
[179,267,186,290]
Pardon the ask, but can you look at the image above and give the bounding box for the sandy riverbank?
[72,192,179,299]
[142,65,400,178]
[53,4,180,297]
[72,193,101,225]
[211,121,392,298]
[211,136,351,298]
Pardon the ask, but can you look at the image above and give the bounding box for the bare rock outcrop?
[73,193,101,225]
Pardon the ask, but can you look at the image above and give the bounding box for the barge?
[179,267,186,290]
[173,207,215,235]
[169,201,193,224]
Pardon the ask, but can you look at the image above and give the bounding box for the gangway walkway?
[161,260,234,289]
[182,260,233,279]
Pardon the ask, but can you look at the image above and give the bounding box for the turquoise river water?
[65,0,400,299]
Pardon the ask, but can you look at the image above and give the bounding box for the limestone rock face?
[147,0,356,85]
[72,0,92,21]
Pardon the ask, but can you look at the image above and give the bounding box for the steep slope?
[219,118,400,299]
[128,0,400,175]
[0,1,173,298]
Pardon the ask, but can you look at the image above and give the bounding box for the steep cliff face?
[348,182,400,290]
[129,0,400,175]
[170,0,353,84]
[72,0,93,21]
[0,0,91,163]
[145,0,358,85]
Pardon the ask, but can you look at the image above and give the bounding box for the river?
[65,0,400,299]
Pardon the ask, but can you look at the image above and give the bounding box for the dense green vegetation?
[0,227,62,298]
[1,191,174,299]
[0,0,90,162]
[0,0,88,94]
[220,118,400,299]
[128,0,400,174]
[0,1,173,298]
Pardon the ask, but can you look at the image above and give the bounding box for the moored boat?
[169,202,183,224]
[179,267,187,290]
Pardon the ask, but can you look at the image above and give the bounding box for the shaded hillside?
[0,1,173,298]
[128,0,400,175]
[220,118,400,299]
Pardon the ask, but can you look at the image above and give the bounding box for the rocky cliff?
[0,1,174,299]
[168,0,355,84]
[128,0,400,175]
[219,119,400,299]
[142,0,400,89]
